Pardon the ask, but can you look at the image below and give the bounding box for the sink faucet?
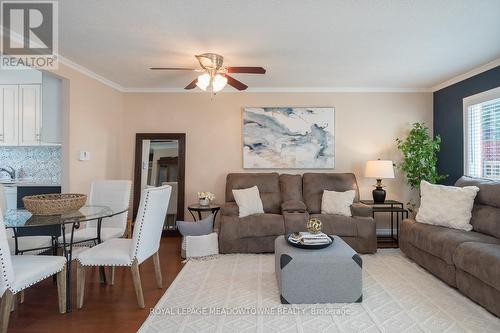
[0,166,15,180]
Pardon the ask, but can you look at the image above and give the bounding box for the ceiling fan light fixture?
[212,74,228,92]
[196,73,210,91]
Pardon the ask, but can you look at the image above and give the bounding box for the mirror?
[133,133,185,233]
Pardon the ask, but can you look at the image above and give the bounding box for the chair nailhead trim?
[12,264,65,293]
[76,187,165,267]
[133,191,150,259]
[0,242,12,290]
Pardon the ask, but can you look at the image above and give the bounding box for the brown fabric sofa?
[400,176,500,317]
[218,172,377,254]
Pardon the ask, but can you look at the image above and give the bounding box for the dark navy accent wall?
[433,66,500,185]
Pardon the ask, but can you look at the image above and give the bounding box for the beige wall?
[121,92,433,222]
[49,64,123,194]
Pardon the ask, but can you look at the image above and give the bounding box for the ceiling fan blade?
[226,66,266,74]
[224,74,248,91]
[150,67,196,71]
[184,79,197,90]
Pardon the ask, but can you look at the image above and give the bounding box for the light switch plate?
[79,151,90,161]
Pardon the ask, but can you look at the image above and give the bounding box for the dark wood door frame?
[133,133,186,225]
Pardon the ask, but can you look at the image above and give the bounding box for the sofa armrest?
[281,200,307,213]
[352,216,377,253]
[221,202,239,217]
[351,202,373,217]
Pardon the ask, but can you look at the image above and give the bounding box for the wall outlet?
[79,151,90,161]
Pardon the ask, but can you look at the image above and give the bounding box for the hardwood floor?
[6,237,183,333]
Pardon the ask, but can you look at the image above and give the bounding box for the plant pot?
[199,198,210,206]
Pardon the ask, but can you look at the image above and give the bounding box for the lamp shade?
[365,160,395,179]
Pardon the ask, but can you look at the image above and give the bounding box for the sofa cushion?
[453,242,500,291]
[408,221,500,264]
[455,176,500,208]
[226,173,281,214]
[455,176,500,238]
[238,213,285,238]
[303,173,360,214]
[281,200,307,213]
[310,214,357,237]
[321,190,355,216]
[469,204,500,239]
[232,186,264,218]
[416,181,479,231]
[280,174,303,202]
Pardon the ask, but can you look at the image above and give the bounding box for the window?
[464,87,500,180]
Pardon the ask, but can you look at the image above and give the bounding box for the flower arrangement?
[197,192,215,201]
[197,191,215,206]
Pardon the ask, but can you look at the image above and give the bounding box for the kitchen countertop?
[0,180,61,187]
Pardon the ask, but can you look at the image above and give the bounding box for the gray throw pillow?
[177,214,214,236]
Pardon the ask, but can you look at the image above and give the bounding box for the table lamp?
[365,160,395,203]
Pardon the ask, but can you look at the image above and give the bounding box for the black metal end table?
[360,200,409,246]
[187,203,221,221]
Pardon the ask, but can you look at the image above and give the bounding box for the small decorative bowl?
[23,193,87,215]
[306,217,323,234]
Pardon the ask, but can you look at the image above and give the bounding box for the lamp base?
[372,188,386,203]
[372,178,386,203]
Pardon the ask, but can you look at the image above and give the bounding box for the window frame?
[463,86,500,179]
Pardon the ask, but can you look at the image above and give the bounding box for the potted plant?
[197,191,215,206]
[396,122,447,216]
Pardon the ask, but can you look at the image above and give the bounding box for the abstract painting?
[243,107,335,168]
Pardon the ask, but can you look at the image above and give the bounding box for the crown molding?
[431,58,500,92]
[1,29,126,92]
[122,86,432,93]
[58,56,125,92]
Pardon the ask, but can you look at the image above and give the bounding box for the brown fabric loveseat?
[218,172,377,254]
[400,176,500,317]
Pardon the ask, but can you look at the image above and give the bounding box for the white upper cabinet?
[0,85,19,146]
[41,73,62,145]
[0,84,47,146]
[19,84,42,146]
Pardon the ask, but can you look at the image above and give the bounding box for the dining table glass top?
[4,205,127,228]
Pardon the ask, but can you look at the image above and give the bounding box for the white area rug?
[139,250,500,332]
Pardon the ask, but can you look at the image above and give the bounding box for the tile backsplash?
[0,146,61,183]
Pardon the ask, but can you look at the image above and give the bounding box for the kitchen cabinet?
[19,84,42,145]
[0,85,19,146]
[41,73,62,145]
[4,186,17,210]
[0,84,50,146]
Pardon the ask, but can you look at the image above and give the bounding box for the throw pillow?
[416,180,479,231]
[186,232,219,258]
[177,214,214,259]
[232,186,264,218]
[321,190,355,216]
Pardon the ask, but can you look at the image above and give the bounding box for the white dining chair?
[59,180,132,245]
[0,184,53,255]
[75,185,171,309]
[0,214,67,333]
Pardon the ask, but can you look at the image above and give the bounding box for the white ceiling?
[58,0,500,90]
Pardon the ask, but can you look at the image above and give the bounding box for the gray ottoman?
[275,235,362,304]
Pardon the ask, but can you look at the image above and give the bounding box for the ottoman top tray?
[286,233,334,250]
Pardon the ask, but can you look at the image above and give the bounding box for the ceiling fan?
[150,53,266,92]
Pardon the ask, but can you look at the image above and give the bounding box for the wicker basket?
[22,193,87,215]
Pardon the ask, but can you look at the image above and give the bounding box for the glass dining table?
[4,205,128,312]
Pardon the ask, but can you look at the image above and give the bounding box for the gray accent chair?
[400,176,500,317]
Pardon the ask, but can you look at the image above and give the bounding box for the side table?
[187,203,221,221]
[360,200,409,245]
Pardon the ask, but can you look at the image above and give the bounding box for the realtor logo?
[1,1,58,69]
